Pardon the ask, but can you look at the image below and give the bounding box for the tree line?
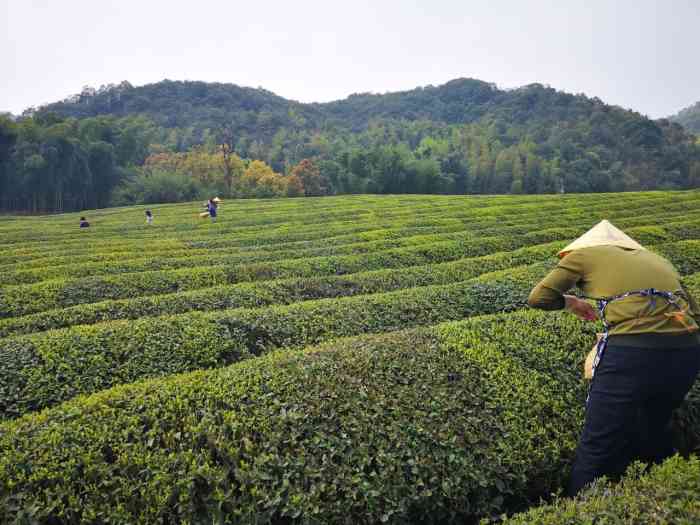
[1,78,699,213]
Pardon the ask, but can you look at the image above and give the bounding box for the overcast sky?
[2,0,698,118]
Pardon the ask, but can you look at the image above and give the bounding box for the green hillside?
[0,193,699,523]
[671,100,700,135]
[3,79,698,214]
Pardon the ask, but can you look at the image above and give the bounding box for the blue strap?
[586,288,683,404]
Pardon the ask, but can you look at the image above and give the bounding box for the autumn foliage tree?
[239,160,287,198]
[285,173,304,197]
[290,159,329,196]
[142,146,244,197]
[144,148,223,187]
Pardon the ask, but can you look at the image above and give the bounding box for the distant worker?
[527,220,700,496]
[145,209,153,225]
[79,216,90,228]
[206,198,218,223]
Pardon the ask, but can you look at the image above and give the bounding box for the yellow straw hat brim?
[558,219,646,258]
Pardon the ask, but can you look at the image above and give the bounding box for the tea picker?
[199,197,222,221]
[528,220,700,496]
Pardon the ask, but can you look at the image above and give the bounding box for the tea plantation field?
[1,192,700,523]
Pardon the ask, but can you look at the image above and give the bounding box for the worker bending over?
[528,220,700,496]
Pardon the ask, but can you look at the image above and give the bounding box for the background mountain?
[1,78,699,212]
[30,78,690,144]
[670,101,700,135]
[32,78,560,134]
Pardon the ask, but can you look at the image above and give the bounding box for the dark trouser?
[567,344,700,496]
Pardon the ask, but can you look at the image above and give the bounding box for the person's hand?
[564,295,597,321]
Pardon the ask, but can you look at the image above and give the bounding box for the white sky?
[2,0,699,118]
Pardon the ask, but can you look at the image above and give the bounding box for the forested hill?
[2,78,700,213]
[35,78,543,133]
[670,100,700,135]
[30,78,679,138]
[33,80,308,135]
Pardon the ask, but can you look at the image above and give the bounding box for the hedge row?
[0,195,509,248]
[1,205,692,288]
[1,309,697,523]
[0,196,640,267]
[5,236,698,339]
[440,309,700,456]
[3,197,695,284]
[3,193,696,288]
[1,215,570,286]
[0,231,575,318]
[0,210,557,282]
[0,242,564,338]
[171,195,697,244]
[0,190,645,236]
[1,228,484,286]
[9,190,698,244]
[0,196,400,240]
[502,455,700,524]
[0,220,469,273]
[441,310,700,492]
[0,314,594,524]
[181,193,697,250]
[6,215,700,320]
[0,263,548,419]
[0,191,691,262]
[656,240,700,275]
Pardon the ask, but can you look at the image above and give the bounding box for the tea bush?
[0,310,697,523]
[0,264,548,418]
[2,192,700,523]
[0,241,563,337]
[502,455,700,524]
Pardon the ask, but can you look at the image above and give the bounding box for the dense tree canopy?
[670,100,700,135]
[0,114,162,212]
[2,78,700,212]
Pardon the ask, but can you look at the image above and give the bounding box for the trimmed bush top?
[502,455,700,524]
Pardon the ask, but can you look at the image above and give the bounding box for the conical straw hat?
[557,220,646,258]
